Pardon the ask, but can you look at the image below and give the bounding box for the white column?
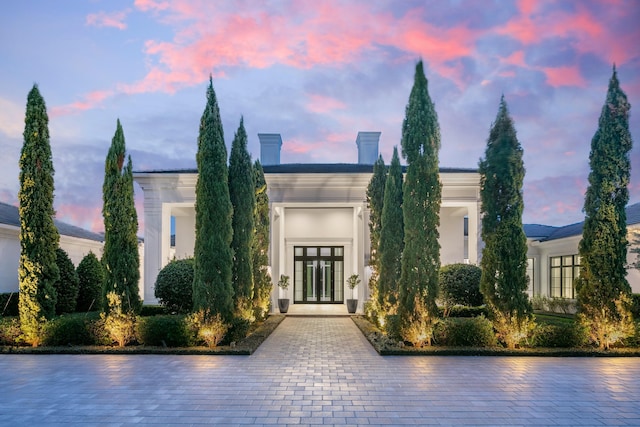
[467,203,479,264]
[143,194,162,305]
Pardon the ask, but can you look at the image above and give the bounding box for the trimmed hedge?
[436,316,497,347]
[439,263,483,312]
[154,258,194,313]
[530,322,587,348]
[42,313,101,346]
[136,315,190,347]
[0,292,19,317]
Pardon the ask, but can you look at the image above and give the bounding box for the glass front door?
[294,246,343,303]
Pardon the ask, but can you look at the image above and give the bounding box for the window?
[549,255,580,298]
[526,258,534,295]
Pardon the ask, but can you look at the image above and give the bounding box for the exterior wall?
[134,170,482,310]
[0,224,104,294]
[627,226,640,294]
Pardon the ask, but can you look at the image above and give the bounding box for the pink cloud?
[542,65,587,88]
[56,204,104,233]
[51,90,114,117]
[86,9,130,30]
[306,94,346,114]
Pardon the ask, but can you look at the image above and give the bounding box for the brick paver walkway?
[1,317,639,426]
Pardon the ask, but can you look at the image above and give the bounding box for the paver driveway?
[1,317,639,426]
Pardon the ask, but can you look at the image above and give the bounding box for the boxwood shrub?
[530,322,587,348]
[0,316,21,345]
[436,316,497,347]
[154,258,194,313]
[43,313,100,346]
[136,315,190,347]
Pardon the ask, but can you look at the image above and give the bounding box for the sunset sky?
[1,0,639,234]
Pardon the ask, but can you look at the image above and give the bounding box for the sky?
[1,0,639,234]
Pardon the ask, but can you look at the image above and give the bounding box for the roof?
[0,201,104,242]
[134,164,479,175]
[525,202,640,242]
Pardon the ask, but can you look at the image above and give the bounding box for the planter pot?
[346,299,358,314]
[278,298,290,314]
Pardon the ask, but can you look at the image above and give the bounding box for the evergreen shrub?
[530,322,587,348]
[76,252,104,312]
[436,316,496,347]
[437,305,488,318]
[383,314,401,341]
[136,315,190,347]
[154,258,194,313]
[439,263,483,314]
[53,248,80,314]
[630,294,640,319]
[0,317,21,345]
[139,305,168,316]
[222,317,251,345]
[0,293,19,316]
[43,313,96,346]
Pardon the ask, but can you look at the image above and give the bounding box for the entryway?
[293,246,344,304]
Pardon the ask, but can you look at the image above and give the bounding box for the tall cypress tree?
[576,66,634,350]
[478,96,531,349]
[398,60,442,346]
[193,77,234,321]
[18,84,59,345]
[252,160,272,320]
[102,119,141,313]
[378,147,404,313]
[229,117,255,320]
[365,154,387,319]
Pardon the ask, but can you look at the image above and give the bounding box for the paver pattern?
[1,317,639,426]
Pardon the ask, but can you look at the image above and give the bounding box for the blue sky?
[1,0,639,233]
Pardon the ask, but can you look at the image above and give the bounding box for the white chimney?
[356,131,381,165]
[258,133,282,165]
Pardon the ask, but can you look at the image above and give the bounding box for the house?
[524,202,640,298]
[134,132,482,312]
[0,201,104,294]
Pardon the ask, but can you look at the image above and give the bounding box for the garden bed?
[0,314,285,356]
[352,315,640,357]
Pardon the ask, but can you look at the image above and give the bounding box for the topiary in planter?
[155,258,194,313]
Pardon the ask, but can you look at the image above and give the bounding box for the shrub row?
[0,313,251,348]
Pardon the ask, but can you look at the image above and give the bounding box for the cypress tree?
[398,60,442,346]
[576,66,634,349]
[378,147,404,313]
[18,84,59,345]
[478,96,531,349]
[76,251,105,312]
[229,117,255,320]
[193,77,234,321]
[53,247,80,314]
[252,160,272,320]
[102,119,141,313]
[365,154,387,320]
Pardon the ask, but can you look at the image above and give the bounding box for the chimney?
[356,131,381,165]
[258,133,282,165]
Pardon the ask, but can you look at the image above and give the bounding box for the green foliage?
[252,161,272,320]
[378,147,404,312]
[437,305,488,318]
[101,292,136,347]
[398,61,442,346]
[193,77,234,320]
[0,293,19,317]
[631,294,640,319]
[186,309,228,348]
[222,316,251,345]
[76,251,104,312]
[438,263,483,315]
[530,322,587,348]
[53,248,79,314]
[42,313,96,346]
[102,119,141,313]
[154,258,194,314]
[18,84,60,345]
[0,317,22,345]
[229,118,255,321]
[576,67,634,350]
[136,315,190,347]
[139,305,168,316]
[383,314,401,342]
[478,97,531,349]
[435,316,497,347]
[366,154,387,317]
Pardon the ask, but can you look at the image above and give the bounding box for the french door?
[294,246,344,303]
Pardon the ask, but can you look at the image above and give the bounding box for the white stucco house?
[0,201,105,294]
[134,132,482,312]
[524,202,640,298]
